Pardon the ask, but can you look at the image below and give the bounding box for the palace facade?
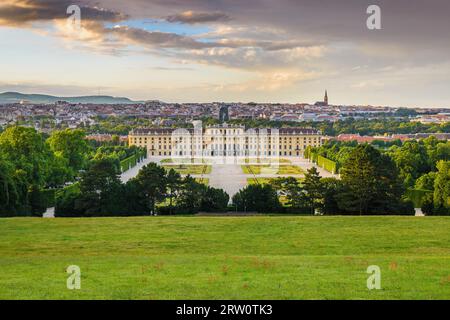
[128,124,323,157]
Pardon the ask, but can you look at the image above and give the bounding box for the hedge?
[317,155,339,174]
[120,154,137,172]
[305,148,338,174]
[120,149,147,173]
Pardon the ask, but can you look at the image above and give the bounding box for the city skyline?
[1,0,450,108]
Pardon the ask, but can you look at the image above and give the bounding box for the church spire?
[324,90,328,105]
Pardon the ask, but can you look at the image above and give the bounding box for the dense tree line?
[0,127,79,216]
[236,145,415,215]
[421,161,450,216]
[55,161,229,217]
[226,118,450,136]
[0,126,145,217]
[312,138,450,189]
[308,137,450,215]
[2,124,448,217]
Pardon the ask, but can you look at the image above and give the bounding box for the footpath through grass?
[0,216,449,300]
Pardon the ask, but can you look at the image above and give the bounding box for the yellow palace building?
[128,124,323,158]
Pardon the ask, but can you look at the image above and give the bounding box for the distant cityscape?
[1,91,450,133]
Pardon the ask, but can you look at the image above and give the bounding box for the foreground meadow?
[0,216,449,299]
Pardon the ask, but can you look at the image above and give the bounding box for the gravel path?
[209,163,248,199]
[120,157,153,183]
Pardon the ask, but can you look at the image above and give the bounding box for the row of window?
[135,143,320,151]
[148,151,305,157]
[131,137,321,144]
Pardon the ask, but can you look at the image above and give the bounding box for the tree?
[303,167,324,215]
[387,141,430,187]
[0,126,53,187]
[200,187,230,212]
[132,163,167,215]
[433,161,450,215]
[47,129,88,174]
[0,157,20,216]
[421,193,434,216]
[46,154,72,188]
[177,175,206,214]
[28,185,48,216]
[232,184,282,213]
[415,172,437,191]
[338,144,407,215]
[77,158,124,216]
[165,169,182,215]
[321,178,345,215]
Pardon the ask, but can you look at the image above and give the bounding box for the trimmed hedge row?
[305,147,339,174]
[120,155,137,172]
[317,155,339,174]
[120,149,147,173]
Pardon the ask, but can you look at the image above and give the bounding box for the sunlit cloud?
[166,10,231,24]
[1,0,450,105]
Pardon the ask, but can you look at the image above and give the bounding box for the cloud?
[181,45,326,71]
[3,0,450,107]
[211,71,322,93]
[166,10,231,24]
[0,0,125,26]
[110,25,221,50]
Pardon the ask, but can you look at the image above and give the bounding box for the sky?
[1,0,450,107]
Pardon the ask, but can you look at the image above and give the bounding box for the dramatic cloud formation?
[0,0,125,25]
[1,0,450,106]
[166,11,231,24]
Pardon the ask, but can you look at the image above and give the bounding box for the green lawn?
[242,165,304,175]
[161,159,211,164]
[1,216,449,300]
[244,158,292,164]
[247,178,304,185]
[162,165,212,175]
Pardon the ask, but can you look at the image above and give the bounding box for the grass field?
[162,164,212,175]
[244,158,292,164]
[1,216,449,300]
[161,159,211,164]
[242,165,304,175]
[247,178,304,185]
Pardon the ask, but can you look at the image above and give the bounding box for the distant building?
[315,90,329,107]
[219,105,230,123]
[411,114,450,124]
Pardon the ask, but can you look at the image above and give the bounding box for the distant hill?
[0,92,141,104]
